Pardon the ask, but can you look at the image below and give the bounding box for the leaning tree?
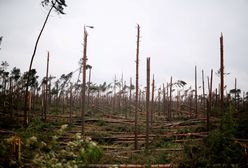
[24,0,67,125]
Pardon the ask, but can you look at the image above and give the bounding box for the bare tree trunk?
[113,75,116,113]
[195,66,198,118]
[81,27,88,135]
[134,24,140,150]
[176,91,179,116]
[42,84,45,118]
[69,83,72,125]
[202,70,205,112]
[220,33,224,113]
[158,88,161,116]
[163,84,166,117]
[9,78,13,118]
[169,77,172,120]
[234,78,237,110]
[44,52,49,121]
[151,75,155,126]
[166,83,169,118]
[87,66,92,115]
[129,78,132,116]
[24,4,54,126]
[207,69,213,131]
[145,57,150,150]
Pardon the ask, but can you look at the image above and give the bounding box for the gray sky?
[0,0,247,93]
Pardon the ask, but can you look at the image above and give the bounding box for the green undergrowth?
[177,104,248,167]
[0,119,103,168]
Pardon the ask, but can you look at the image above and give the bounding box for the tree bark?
[134,24,140,150]
[145,57,150,150]
[151,75,155,126]
[195,66,198,118]
[44,52,49,121]
[220,33,224,113]
[81,27,88,135]
[207,69,213,131]
[202,70,205,112]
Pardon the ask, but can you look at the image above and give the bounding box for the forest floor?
[0,106,221,167]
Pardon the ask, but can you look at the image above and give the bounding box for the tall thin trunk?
[169,77,172,120]
[129,77,132,115]
[44,52,49,121]
[202,70,205,112]
[9,78,13,118]
[81,27,88,135]
[176,91,180,116]
[69,83,72,125]
[24,4,54,126]
[220,33,224,113]
[87,67,92,115]
[158,88,161,116]
[48,75,52,105]
[145,57,150,150]
[113,75,116,113]
[134,24,140,150]
[207,69,213,131]
[195,66,198,118]
[215,88,218,105]
[151,75,155,126]
[42,84,45,118]
[163,84,166,117]
[234,78,237,110]
[166,83,169,118]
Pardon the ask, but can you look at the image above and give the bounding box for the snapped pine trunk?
[145,57,150,150]
[220,33,224,113]
[195,66,198,118]
[81,27,88,135]
[44,52,49,121]
[169,77,172,120]
[134,24,140,150]
[151,75,155,126]
[207,69,213,131]
[202,70,205,112]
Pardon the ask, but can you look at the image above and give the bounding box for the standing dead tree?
[81,27,88,135]
[44,51,49,121]
[81,25,94,135]
[168,77,172,120]
[202,70,205,112]
[134,24,140,150]
[24,0,67,126]
[207,69,213,131]
[86,64,92,114]
[195,66,198,118]
[151,75,155,126]
[163,84,166,117]
[145,57,150,150]
[220,33,224,113]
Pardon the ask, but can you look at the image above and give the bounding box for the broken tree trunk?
[220,33,224,113]
[44,51,49,121]
[81,27,88,135]
[207,69,213,131]
[169,77,172,120]
[145,57,150,150]
[202,70,205,112]
[195,66,198,118]
[151,74,155,126]
[134,24,140,150]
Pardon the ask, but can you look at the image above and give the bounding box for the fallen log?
[80,164,172,168]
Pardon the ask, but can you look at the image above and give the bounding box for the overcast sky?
[0,0,247,93]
